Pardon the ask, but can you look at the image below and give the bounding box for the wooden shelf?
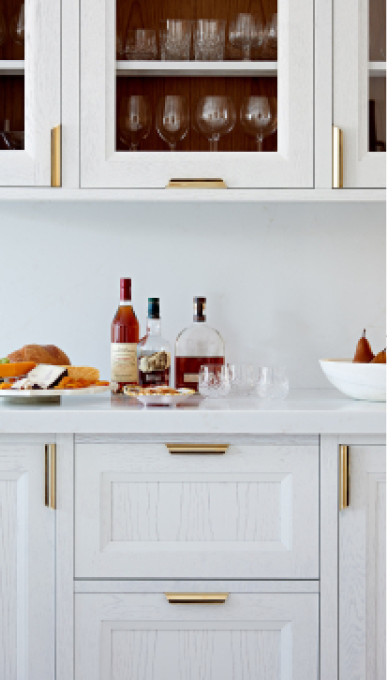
[369,61,386,77]
[0,60,25,76]
[116,60,278,77]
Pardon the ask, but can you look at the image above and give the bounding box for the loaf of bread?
[8,345,71,366]
[61,367,100,382]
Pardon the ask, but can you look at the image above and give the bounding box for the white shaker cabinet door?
[75,442,319,578]
[76,590,319,680]
[339,445,386,680]
[0,442,55,679]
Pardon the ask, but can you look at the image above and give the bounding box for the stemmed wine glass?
[240,96,277,151]
[229,14,260,61]
[119,96,152,151]
[196,96,236,151]
[156,96,189,151]
[10,3,25,45]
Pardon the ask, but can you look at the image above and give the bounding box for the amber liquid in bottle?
[111,279,140,392]
[175,356,224,392]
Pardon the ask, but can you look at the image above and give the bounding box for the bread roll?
[8,345,71,366]
[62,367,100,382]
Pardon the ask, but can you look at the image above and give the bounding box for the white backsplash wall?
[0,201,385,388]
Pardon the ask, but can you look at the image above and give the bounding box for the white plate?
[123,388,194,407]
[319,359,386,402]
[0,385,110,398]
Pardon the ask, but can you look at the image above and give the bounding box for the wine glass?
[196,96,236,151]
[119,96,152,151]
[0,8,7,47]
[10,3,25,45]
[264,13,278,60]
[240,96,277,151]
[156,96,189,151]
[229,14,257,61]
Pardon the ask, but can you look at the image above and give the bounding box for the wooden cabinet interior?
[0,0,24,60]
[116,75,277,152]
[0,75,24,137]
[369,0,386,61]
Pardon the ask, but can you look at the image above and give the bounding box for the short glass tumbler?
[160,20,192,61]
[199,365,231,398]
[228,363,255,397]
[194,19,226,61]
[125,29,157,60]
[256,366,290,400]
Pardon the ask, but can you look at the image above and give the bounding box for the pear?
[353,329,375,363]
[371,349,386,364]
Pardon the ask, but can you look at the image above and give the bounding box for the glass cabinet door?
[334,0,386,187]
[81,0,313,189]
[0,0,60,186]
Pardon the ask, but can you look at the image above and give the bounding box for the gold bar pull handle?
[166,444,228,455]
[166,593,228,605]
[332,126,343,188]
[167,179,227,189]
[45,444,56,509]
[51,125,62,187]
[340,445,349,510]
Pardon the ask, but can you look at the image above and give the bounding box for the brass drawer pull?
[166,593,228,605]
[340,445,349,510]
[167,178,227,189]
[332,126,343,188]
[51,125,62,188]
[45,444,56,509]
[166,444,228,455]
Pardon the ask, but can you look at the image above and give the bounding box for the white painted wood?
[56,434,74,680]
[116,61,278,76]
[75,580,320,594]
[369,62,387,77]
[81,0,313,188]
[75,591,319,680]
[0,441,55,678]
[75,443,319,578]
[320,435,339,680]
[315,0,333,188]
[61,0,80,188]
[339,445,386,680]
[76,433,318,445]
[0,0,60,186]
[0,61,25,75]
[334,0,386,187]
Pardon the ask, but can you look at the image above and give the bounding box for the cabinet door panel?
[75,443,319,578]
[76,590,319,680]
[339,445,386,680]
[0,444,55,679]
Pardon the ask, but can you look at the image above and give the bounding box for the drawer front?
[75,587,319,680]
[75,442,319,578]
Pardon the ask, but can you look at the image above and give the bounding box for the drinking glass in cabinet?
[194,20,226,61]
[229,14,260,62]
[240,96,277,151]
[119,96,152,151]
[10,2,25,46]
[264,13,277,60]
[156,96,189,151]
[160,20,192,61]
[125,29,157,60]
[196,96,236,151]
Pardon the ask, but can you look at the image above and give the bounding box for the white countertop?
[0,389,385,435]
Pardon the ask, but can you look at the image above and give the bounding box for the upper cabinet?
[334,0,386,187]
[80,0,314,189]
[0,0,61,186]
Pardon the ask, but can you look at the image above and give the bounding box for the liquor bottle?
[111,278,140,392]
[175,297,225,391]
[138,298,171,387]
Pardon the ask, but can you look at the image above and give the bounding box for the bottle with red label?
[175,297,225,392]
[111,278,140,393]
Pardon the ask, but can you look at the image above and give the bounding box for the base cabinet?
[339,445,386,680]
[75,587,319,680]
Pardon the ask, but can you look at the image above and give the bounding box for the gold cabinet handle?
[340,445,349,510]
[51,125,62,187]
[166,444,228,455]
[166,593,228,605]
[45,444,56,509]
[166,179,227,189]
[332,126,343,188]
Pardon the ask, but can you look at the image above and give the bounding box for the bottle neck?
[120,300,132,306]
[147,318,161,336]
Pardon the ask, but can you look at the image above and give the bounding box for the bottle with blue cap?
[138,298,171,387]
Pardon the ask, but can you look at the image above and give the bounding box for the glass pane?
[369,0,386,61]
[116,0,278,153]
[369,76,386,151]
[0,1,25,150]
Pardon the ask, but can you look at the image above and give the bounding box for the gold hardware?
[51,125,62,188]
[340,445,349,510]
[45,444,56,510]
[166,593,228,605]
[332,126,343,188]
[167,179,227,189]
[166,444,229,455]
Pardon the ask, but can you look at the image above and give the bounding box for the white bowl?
[319,359,386,402]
